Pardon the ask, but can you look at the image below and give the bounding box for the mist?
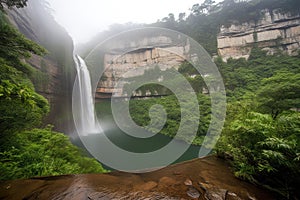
[47,0,223,43]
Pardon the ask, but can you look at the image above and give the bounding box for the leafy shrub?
[129,94,211,145]
[215,52,300,198]
[0,127,107,180]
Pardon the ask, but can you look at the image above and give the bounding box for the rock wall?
[96,37,189,98]
[6,0,76,132]
[217,9,300,60]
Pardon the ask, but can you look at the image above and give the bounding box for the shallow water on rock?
[0,156,276,199]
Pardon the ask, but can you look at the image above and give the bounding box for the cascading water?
[73,55,100,135]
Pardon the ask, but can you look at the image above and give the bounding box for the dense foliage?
[76,0,300,197]
[215,50,300,198]
[122,63,210,145]
[0,0,27,11]
[129,94,211,145]
[153,0,300,55]
[2,0,299,198]
[126,46,300,198]
[0,10,106,180]
[0,127,106,180]
[0,12,49,135]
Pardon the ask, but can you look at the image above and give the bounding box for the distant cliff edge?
[218,9,300,60]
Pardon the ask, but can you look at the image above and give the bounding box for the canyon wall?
[96,36,190,98]
[7,0,75,132]
[218,9,300,60]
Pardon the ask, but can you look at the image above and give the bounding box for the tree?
[190,4,201,16]
[257,71,300,119]
[0,0,27,11]
[161,13,176,29]
[178,12,186,22]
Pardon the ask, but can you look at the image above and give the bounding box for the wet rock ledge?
[0,156,275,200]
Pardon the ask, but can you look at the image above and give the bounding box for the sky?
[47,0,222,44]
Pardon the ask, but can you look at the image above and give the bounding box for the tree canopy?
[215,49,300,198]
[0,0,28,11]
[0,8,106,180]
[257,71,300,119]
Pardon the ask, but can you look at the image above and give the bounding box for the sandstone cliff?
[96,36,190,98]
[6,0,75,132]
[218,9,300,60]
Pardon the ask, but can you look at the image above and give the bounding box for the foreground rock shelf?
[0,156,275,200]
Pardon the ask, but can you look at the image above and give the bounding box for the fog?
[47,0,222,44]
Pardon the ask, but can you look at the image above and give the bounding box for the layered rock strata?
[97,36,190,98]
[218,9,300,60]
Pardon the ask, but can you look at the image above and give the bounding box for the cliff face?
[97,36,189,98]
[6,0,75,132]
[217,9,300,60]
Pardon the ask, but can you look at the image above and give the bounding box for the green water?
[81,100,200,170]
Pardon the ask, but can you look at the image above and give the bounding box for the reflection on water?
[76,100,200,170]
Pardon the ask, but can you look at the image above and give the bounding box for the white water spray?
[73,55,100,135]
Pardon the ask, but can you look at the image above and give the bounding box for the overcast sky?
[46,0,222,44]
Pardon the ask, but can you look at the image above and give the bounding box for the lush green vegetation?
[215,50,300,198]
[122,62,210,145]
[126,47,300,198]
[2,0,300,198]
[0,126,106,180]
[129,94,211,145]
[0,11,49,135]
[77,0,300,197]
[0,10,106,180]
[123,66,172,96]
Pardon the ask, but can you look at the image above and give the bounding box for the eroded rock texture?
[0,156,275,200]
[218,9,300,61]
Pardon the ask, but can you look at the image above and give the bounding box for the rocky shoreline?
[0,156,275,200]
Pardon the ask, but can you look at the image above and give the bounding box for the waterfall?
[73,55,100,135]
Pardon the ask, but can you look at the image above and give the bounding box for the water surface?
[79,100,200,170]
